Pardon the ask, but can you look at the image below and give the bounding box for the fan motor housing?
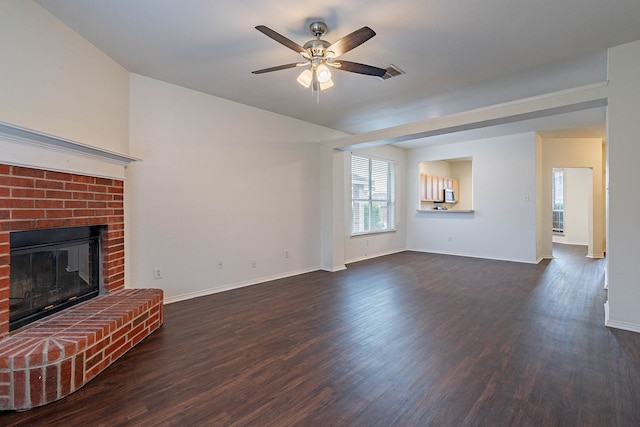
[303,39,330,57]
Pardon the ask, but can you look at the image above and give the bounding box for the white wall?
[407,133,538,263]
[606,39,640,332]
[0,1,129,153]
[552,168,592,246]
[127,74,344,302]
[344,145,407,263]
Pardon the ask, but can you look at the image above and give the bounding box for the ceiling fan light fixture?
[297,68,313,88]
[319,78,334,90]
[316,63,332,83]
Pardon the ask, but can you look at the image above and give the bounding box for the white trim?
[605,302,640,333]
[324,81,609,150]
[320,265,347,273]
[0,121,139,180]
[162,267,320,305]
[345,249,406,265]
[408,248,540,264]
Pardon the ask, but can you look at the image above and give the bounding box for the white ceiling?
[35,0,640,146]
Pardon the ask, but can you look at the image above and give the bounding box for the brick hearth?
[0,164,163,410]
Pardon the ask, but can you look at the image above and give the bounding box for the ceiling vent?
[379,64,405,80]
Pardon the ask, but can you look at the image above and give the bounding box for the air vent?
[379,64,405,80]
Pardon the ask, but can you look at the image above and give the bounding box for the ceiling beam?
[323,81,609,151]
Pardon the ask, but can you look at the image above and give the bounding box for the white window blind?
[351,154,395,235]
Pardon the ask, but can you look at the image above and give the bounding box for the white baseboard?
[163,266,320,305]
[604,302,640,333]
[344,249,406,265]
[408,248,539,264]
[320,264,347,272]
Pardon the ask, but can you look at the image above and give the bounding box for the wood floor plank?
[2,244,639,426]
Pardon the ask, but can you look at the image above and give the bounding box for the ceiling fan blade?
[255,25,306,55]
[252,63,303,74]
[326,26,376,58]
[332,60,387,77]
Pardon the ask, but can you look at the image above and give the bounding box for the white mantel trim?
[0,121,139,180]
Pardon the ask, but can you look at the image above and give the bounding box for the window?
[351,154,395,235]
[552,169,564,233]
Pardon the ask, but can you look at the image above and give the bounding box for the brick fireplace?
[0,163,163,410]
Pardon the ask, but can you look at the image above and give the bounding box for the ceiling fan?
[252,21,387,97]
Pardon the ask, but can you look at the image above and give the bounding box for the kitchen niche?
[418,157,473,211]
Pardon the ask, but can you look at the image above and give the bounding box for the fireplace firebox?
[9,226,102,331]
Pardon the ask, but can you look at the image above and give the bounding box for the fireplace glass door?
[10,226,101,331]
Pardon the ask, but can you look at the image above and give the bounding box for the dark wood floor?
[3,244,640,426]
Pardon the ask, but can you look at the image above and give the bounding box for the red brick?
[95,178,113,186]
[74,353,84,389]
[1,220,36,232]
[94,193,112,201]
[45,171,73,182]
[87,185,108,193]
[35,219,65,229]
[87,216,108,225]
[12,209,45,219]
[85,358,109,381]
[104,335,126,358]
[87,201,107,209]
[12,370,27,408]
[29,367,44,407]
[45,190,72,199]
[45,209,73,219]
[110,324,132,343]
[8,176,35,188]
[1,199,33,209]
[35,179,64,189]
[110,340,132,362]
[65,218,89,227]
[12,167,46,178]
[107,186,124,195]
[11,188,45,199]
[85,351,104,373]
[34,199,63,209]
[85,337,109,360]
[44,364,58,403]
[66,182,90,192]
[72,175,95,184]
[0,164,9,174]
[73,209,95,217]
[64,200,87,209]
[47,341,63,363]
[60,358,72,396]
[73,192,94,200]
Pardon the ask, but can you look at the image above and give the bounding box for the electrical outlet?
[284,250,289,259]
[217,260,223,269]
[154,268,162,279]
[251,259,256,268]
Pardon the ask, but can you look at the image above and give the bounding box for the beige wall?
[0,1,129,153]
[540,138,605,259]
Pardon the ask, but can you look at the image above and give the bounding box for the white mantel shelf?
[0,121,140,180]
[416,209,475,213]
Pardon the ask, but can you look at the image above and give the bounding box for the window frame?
[350,154,395,236]
[552,169,564,234]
